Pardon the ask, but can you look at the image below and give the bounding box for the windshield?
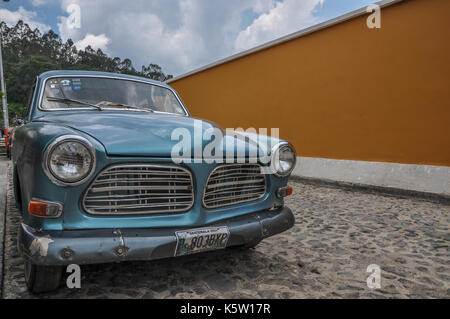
[40,77,187,115]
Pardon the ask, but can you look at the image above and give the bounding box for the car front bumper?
[18,207,295,266]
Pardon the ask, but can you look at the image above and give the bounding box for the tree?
[0,20,173,123]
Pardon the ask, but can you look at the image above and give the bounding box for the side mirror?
[15,119,25,126]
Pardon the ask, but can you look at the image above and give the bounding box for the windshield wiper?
[46,96,103,111]
[96,101,154,113]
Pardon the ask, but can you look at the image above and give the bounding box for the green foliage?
[7,103,27,119]
[0,20,173,115]
[0,102,26,128]
[7,55,60,105]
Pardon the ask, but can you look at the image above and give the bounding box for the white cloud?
[0,6,50,32]
[235,0,324,52]
[252,0,277,14]
[31,0,47,6]
[25,0,323,76]
[55,0,287,75]
[74,33,110,52]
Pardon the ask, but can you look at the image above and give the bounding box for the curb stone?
[0,160,9,299]
[289,176,450,205]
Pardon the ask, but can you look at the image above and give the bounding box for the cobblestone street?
[1,162,449,299]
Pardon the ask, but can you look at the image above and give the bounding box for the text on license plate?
[175,226,230,257]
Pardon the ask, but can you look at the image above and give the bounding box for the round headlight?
[43,136,96,186]
[271,143,296,177]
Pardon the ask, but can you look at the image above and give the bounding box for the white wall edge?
[292,157,450,196]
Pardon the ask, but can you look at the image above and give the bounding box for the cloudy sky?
[0,0,375,76]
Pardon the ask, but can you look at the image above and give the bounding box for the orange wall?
[170,0,450,166]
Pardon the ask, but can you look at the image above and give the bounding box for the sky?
[0,0,376,76]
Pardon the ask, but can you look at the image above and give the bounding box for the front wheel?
[24,259,63,293]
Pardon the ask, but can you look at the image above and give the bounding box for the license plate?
[175,226,230,257]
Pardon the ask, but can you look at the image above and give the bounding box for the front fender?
[12,122,105,230]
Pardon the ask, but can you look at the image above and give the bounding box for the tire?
[24,259,63,293]
[12,165,22,211]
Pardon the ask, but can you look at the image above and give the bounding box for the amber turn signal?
[286,186,293,196]
[28,200,63,218]
[277,186,293,198]
[28,201,47,216]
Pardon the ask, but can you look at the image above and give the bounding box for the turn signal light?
[277,186,293,198]
[28,200,62,218]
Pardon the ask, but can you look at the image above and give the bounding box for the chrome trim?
[270,142,297,177]
[42,135,97,187]
[82,164,194,216]
[37,75,190,117]
[203,164,266,209]
[28,198,63,219]
[26,76,39,121]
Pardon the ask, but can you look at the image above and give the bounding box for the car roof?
[38,70,171,88]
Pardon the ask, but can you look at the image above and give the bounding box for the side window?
[25,82,36,119]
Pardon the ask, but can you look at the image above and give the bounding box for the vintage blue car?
[12,70,296,293]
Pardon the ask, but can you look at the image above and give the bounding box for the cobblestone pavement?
[2,163,449,299]
[0,159,8,298]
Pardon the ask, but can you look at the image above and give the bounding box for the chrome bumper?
[18,207,295,266]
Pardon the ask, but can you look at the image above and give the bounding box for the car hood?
[34,111,267,158]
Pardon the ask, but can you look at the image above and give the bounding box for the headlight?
[43,135,96,186]
[271,143,296,177]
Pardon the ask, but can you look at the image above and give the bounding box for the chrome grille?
[83,164,194,215]
[203,164,266,209]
